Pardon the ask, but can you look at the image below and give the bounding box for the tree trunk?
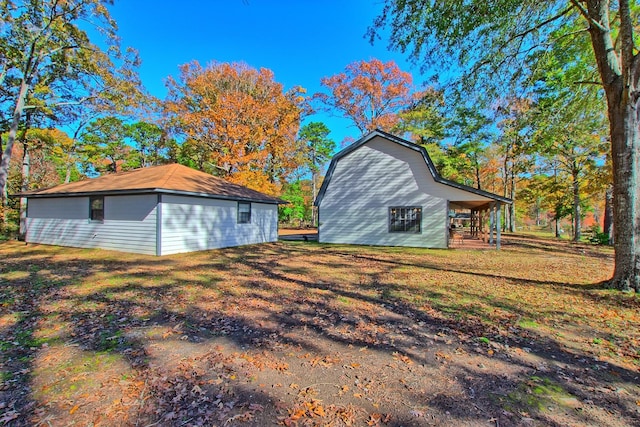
[604,184,614,245]
[572,166,581,242]
[0,133,5,231]
[18,112,33,241]
[584,0,639,291]
[1,181,7,231]
[312,169,318,226]
[509,169,516,232]
[19,144,29,241]
[0,79,29,192]
[607,93,640,291]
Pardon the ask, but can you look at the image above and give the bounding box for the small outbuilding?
[18,164,284,255]
[314,130,512,249]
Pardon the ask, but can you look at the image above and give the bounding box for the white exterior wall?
[159,195,278,255]
[318,136,492,248]
[26,194,158,255]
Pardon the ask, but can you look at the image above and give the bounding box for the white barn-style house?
[19,163,284,255]
[314,130,512,249]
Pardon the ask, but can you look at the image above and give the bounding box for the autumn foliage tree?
[164,61,304,195]
[0,0,145,195]
[530,47,609,242]
[1,128,80,234]
[315,59,424,135]
[495,97,534,233]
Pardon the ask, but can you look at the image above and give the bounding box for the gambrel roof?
[315,129,512,209]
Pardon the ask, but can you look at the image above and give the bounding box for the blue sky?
[107,0,428,145]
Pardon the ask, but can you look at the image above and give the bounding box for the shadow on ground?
[0,236,637,426]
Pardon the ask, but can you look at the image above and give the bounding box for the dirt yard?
[278,228,318,236]
[0,235,638,426]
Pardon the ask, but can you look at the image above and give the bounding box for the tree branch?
[0,64,5,88]
[618,0,637,87]
[583,0,621,87]
[508,5,575,43]
[573,80,603,86]
[570,0,607,32]
[468,7,578,83]
[38,44,83,61]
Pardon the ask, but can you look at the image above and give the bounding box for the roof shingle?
[18,164,284,204]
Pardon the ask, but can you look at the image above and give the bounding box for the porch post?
[446,200,450,247]
[496,202,501,250]
[471,209,477,237]
[489,203,495,245]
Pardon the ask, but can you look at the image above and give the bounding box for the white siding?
[319,136,491,248]
[160,195,278,255]
[26,194,157,255]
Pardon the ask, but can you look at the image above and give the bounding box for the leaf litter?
[0,234,638,426]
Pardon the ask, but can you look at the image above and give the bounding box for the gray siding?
[26,194,157,255]
[160,195,278,255]
[319,136,466,248]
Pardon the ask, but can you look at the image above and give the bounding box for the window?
[389,207,421,233]
[90,196,104,221]
[237,202,251,224]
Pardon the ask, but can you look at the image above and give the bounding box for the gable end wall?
[318,136,448,248]
[160,195,278,255]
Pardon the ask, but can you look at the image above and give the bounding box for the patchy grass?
[518,318,540,329]
[0,234,638,426]
[500,375,579,415]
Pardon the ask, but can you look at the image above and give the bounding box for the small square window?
[238,202,251,224]
[90,196,104,221]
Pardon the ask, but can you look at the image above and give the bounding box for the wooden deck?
[449,234,491,249]
[449,231,505,250]
[278,229,502,249]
